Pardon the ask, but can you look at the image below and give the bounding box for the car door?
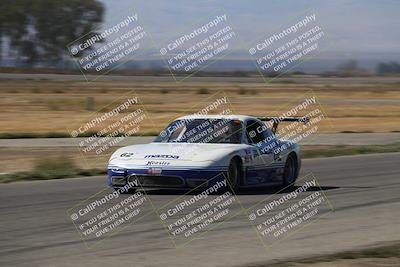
[245,120,278,184]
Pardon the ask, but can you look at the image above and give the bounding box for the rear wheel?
[283,154,297,187]
[227,159,240,193]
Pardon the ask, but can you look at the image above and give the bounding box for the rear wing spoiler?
[257,116,309,134]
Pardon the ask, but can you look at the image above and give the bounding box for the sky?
[99,0,400,55]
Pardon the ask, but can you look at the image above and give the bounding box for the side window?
[246,120,265,144]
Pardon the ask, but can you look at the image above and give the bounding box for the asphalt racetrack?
[0,153,399,267]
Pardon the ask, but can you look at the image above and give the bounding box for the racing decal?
[244,148,253,163]
[144,154,180,159]
[146,161,170,166]
[120,152,134,157]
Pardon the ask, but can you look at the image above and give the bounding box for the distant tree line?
[0,0,104,67]
[334,60,400,76]
[376,62,400,75]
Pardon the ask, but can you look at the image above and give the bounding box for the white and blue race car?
[108,115,307,193]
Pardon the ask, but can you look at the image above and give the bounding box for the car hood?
[108,142,248,168]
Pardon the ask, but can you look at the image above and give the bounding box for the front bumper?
[108,168,226,189]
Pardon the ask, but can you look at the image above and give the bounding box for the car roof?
[175,114,258,122]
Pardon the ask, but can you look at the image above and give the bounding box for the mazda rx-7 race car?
[108,115,308,193]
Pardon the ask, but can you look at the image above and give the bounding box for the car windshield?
[154,119,242,144]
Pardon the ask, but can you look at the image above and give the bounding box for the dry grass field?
[0,78,399,135]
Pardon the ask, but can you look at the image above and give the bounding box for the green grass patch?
[197,88,210,94]
[0,157,105,183]
[265,242,400,266]
[302,142,400,158]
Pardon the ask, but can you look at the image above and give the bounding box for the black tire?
[283,154,297,187]
[227,159,240,193]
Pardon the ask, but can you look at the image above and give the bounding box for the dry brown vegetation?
[0,78,399,135]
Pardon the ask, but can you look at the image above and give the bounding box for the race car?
[108,115,308,193]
